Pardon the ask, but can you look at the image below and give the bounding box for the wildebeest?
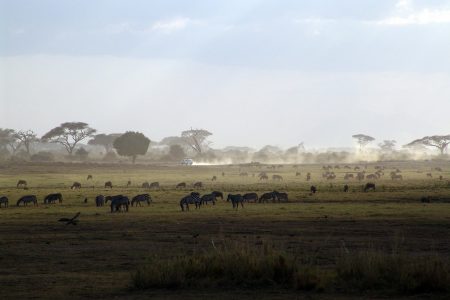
[150,182,160,189]
[344,173,354,180]
[0,196,8,208]
[17,195,38,206]
[259,174,269,181]
[104,181,113,189]
[364,182,376,192]
[227,194,244,210]
[176,182,187,189]
[259,192,276,203]
[17,180,27,188]
[211,191,223,200]
[243,193,258,203]
[343,184,349,192]
[131,194,152,206]
[180,192,201,211]
[201,194,216,205]
[142,182,150,189]
[193,182,203,188]
[44,193,63,204]
[310,186,317,194]
[211,176,217,181]
[71,182,81,189]
[106,195,130,212]
[87,175,93,180]
[272,175,283,181]
[391,174,403,180]
[273,191,288,202]
[95,195,105,207]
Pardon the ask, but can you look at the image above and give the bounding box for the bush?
[30,151,54,162]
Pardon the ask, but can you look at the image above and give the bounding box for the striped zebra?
[180,192,201,211]
[227,194,244,210]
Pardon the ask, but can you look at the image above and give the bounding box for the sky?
[1,0,450,149]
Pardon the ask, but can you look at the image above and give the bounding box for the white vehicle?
[181,158,194,165]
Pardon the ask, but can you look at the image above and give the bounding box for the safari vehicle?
[181,158,194,165]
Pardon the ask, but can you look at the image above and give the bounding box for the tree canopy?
[181,128,212,154]
[42,122,96,155]
[405,135,450,155]
[88,133,121,153]
[352,134,375,150]
[113,131,150,163]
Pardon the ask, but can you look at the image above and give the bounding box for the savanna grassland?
[0,161,449,299]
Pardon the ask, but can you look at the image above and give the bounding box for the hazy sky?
[1,0,450,149]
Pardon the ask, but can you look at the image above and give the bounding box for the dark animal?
[426,173,433,178]
[58,212,80,225]
[44,193,63,204]
[131,194,152,206]
[273,191,288,202]
[364,182,376,192]
[127,180,132,187]
[17,195,38,206]
[259,174,269,181]
[295,172,301,176]
[95,195,105,207]
[310,186,317,194]
[142,182,150,189]
[211,176,217,181]
[211,191,223,200]
[17,180,27,188]
[180,192,201,211]
[0,196,9,208]
[306,173,311,181]
[106,195,130,212]
[104,181,113,189]
[201,194,216,205]
[150,182,160,189]
[243,193,258,203]
[344,173,354,180]
[227,194,244,210]
[176,182,187,189]
[193,182,203,188]
[259,192,276,203]
[343,184,349,192]
[71,182,81,189]
[391,174,403,180]
[366,174,378,180]
[356,172,365,181]
[87,175,93,180]
[272,175,283,181]
[421,196,431,203]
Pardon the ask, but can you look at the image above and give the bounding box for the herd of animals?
[0,165,445,212]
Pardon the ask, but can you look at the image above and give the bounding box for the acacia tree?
[88,133,121,153]
[352,134,375,151]
[378,140,397,152]
[168,144,186,161]
[181,128,212,154]
[0,128,21,154]
[42,122,96,155]
[113,131,150,163]
[405,135,450,155]
[17,130,38,155]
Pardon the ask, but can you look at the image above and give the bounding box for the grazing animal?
[17,180,27,188]
[44,193,63,204]
[211,176,217,181]
[150,182,160,189]
[193,181,203,188]
[71,182,81,189]
[310,186,317,194]
[95,195,105,207]
[227,194,244,210]
[391,174,403,180]
[366,174,378,180]
[364,183,376,192]
[176,182,187,189]
[58,212,80,225]
[180,192,201,211]
[106,195,130,212]
[435,167,443,172]
[142,182,150,189]
[426,173,433,178]
[17,195,38,206]
[201,194,216,205]
[306,173,311,181]
[259,192,276,203]
[343,184,349,192]
[211,191,223,200]
[421,196,431,203]
[295,172,301,176]
[344,173,354,180]
[0,196,9,208]
[127,180,132,187]
[131,194,152,206]
[356,172,365,181]
[104,181,113,189]
[272,174,283,181]
[439,175,443,180]
[259,174,269,181]
[243,193,259,203]
[87,175,93,180]
[273,191,288,202]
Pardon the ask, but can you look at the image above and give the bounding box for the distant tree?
[0,128,21,154]
[42,122,96,155]
[181,128,212,154]
[378,140,397,152]
[405,135,450,155]
[159,136,186,146]
[352,134,375,151]
[16,130,38,155]
[75,147,89,161]
[113,131,150,163]
[169,144,186,161]
[88,133,121,153]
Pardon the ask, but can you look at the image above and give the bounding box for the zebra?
[176,182,186,189]
[104,181,113,189]
[273,191,288,202]
[17,180,27,188]
[0,196,8,208]
[259,192,276,203]
[150,182,160,189]
[227,194,244,210]
[193,182,203,188]
[142,182,150,189]
[243,193,258,203]
[131,194,152,206]
[364,183,376,192]
[95,195,105,207]
[201,194,216,205]
[343,184,349,192]
[71,182,81,189]
[310,186,317,194]
[105,195,130,213]
[17,195,38,206]
[180,192,202,211]
[211,191,223,200]
[87,175,93,180]
[44,193,63,204]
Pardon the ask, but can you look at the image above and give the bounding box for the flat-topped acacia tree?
[42,122,96,155]
[405,135,450,155]
[352,134,375,151]
[113,131,150,163]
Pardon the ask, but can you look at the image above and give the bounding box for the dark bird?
[58,212,81,225]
